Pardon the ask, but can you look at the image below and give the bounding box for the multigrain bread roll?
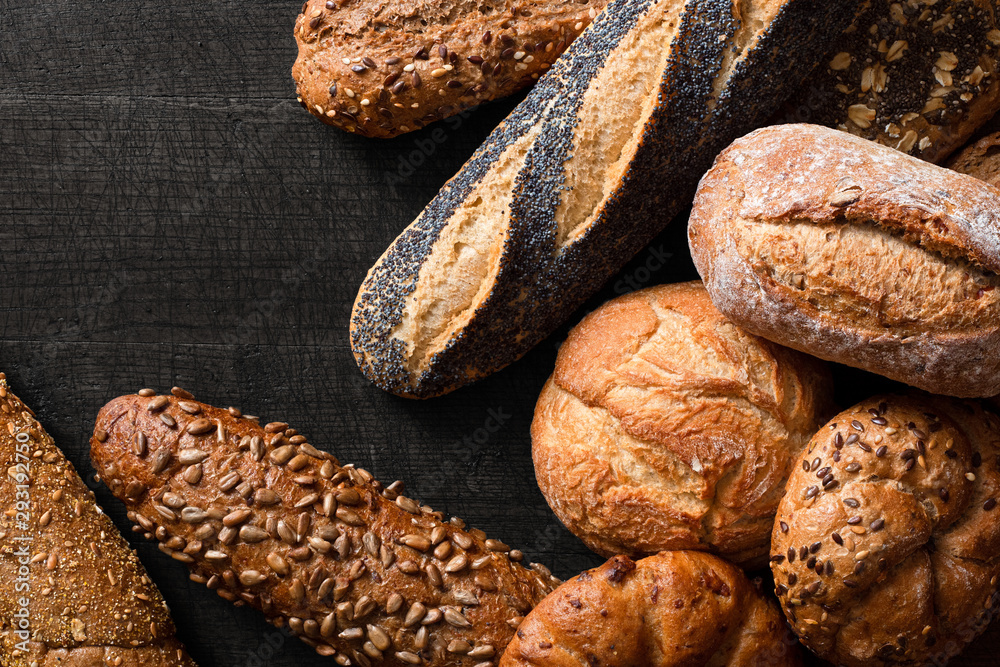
[770,395,1000,666]
[782,0,1000,163]
[689,123,1000,398]
[90,388,560,667]
[948,130,1000,187]
[0,375,195,667]
[350,0,865,398]
[500,552,802,667]
[293,0,607,138]
[531,282,833,568]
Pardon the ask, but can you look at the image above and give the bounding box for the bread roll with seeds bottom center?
[89,387,560,666]
[500,551,803,666]
[531,281,834,568]
[770,394,1000,666]
[689,123,1000,398]
[0,375,196,667]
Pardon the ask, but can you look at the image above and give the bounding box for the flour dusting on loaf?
[689,123,1000,397]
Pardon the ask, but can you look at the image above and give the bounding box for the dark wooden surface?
[1,1,999,664]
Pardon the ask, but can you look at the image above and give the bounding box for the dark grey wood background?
[1,1,998,664]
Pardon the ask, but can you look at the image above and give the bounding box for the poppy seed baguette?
[90,389,560,667]
[350,0,866,399]
[0,375,195,667]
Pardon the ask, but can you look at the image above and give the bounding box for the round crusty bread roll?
[531,281,834,568]
[771,394,1000,666]
[499,551,803,667]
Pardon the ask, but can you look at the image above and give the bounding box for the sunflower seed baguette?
[0,375,195,667]
[350,0,866,398]
[293,0,609,138]
[90,388,560,666]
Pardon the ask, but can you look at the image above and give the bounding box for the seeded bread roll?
[531,282,834,569]
[500,551,803,667]
[0,376,195,667]
[948,130,1000,187]
[293,0,607,138]
[783,0,1000,163]
[689,123,1000,398]
[89,388,560,667]
[350,0,865,398]
[770,395,1000,666]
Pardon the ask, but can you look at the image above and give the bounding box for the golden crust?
[500,551,803,667]
[531,282,833,568]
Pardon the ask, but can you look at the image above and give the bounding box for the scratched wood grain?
[1,0,999,664]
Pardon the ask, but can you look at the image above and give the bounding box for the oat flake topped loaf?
[783,0,1000,163]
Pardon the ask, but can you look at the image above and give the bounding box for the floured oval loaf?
[689,123,1000,398]
[350,0,865,398]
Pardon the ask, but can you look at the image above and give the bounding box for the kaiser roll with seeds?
[531,282,834,569]
[770,394,1000,666]
[500,551,803,667]
[0,375,196,667]
[292,0,608,138]
[689,123,1000,398]
[90,388,560,666]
